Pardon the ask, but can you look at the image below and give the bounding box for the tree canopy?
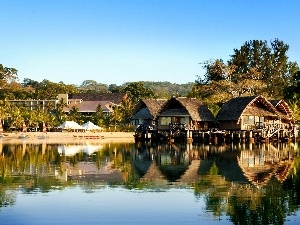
[0,64,18,86]
[195,39,299,115]
[284,71,300,120]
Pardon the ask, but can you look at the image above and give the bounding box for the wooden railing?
[169,123,195,131]
[135,124,156,132]
[245,122,287,131]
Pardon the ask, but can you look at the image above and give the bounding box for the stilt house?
[157,97,214,132]
[216,95,280,131]
[132,98,167,130]
[269,99,296,127]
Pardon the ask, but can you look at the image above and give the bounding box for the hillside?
[123,81,195,98]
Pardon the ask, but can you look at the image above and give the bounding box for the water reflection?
[0,140,300,224]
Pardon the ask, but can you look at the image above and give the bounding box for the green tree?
[7,105,24,130]
[119,98,134,124]
[108,84,122,93]
[0,64,18,87]
[68,106,82,124]
[78,80,109,93]
[284,71,300,120]
[228,39,299,99]
[195,39,299,114]
[32,79,77,99]
[54,98,68,124]
[91,104,106,126]
[122,82,156,105]
[109,105,123,130]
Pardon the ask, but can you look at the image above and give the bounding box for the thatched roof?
[132,98,167,120]
[69,93,127,105]
[159,97,215,122]
[269,99,295,121]
[216,95,278,121]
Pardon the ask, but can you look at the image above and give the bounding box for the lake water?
[0,140,299,224]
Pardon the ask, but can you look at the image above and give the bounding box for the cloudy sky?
[1,0,299,85]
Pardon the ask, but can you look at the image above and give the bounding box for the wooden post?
[214,134,218,144]
[186,143,190,151]
[249,142,253,151]
[241,131,246,142]
[200,132,204,141]
[248,130,254,143]
[236,131,241,142]
[231,131,234,142]
[187,130,193,143]
[241,142,246,150]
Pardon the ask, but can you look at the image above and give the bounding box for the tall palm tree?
[54,98,68,124]
[68,106,82,124]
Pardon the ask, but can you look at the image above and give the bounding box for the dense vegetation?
[0,39,299,130]
[189,39,300,118]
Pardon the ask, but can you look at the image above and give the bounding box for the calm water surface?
[0,140,300,224]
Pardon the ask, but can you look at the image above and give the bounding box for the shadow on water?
[0,140,300,224]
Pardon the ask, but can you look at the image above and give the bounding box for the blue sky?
[1,0,299,86]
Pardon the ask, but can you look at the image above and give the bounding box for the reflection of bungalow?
[140,161,168,185]
[237,150,276,187]
[237,145,295,187]
[158,152,190,182]
[177,160,200,183]
[157,97,215,132]
[216,95,279,131]
[132,98,167,130]
[62,161,124,183]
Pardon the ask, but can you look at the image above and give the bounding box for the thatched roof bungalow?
[157,97,214,131]
[132,98,167,129]
[216,95,279,131]
[269,99,296,124]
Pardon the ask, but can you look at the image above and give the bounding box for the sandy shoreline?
[0,131,135,144]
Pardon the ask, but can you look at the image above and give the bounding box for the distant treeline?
[125,81,195,98]
[0,76,195,100]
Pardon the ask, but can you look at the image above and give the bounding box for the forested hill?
[124,81,195,98]
[0,72,196,100]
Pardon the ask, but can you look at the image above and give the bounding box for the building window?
[248,116,255,124]
[160,117,171,125]
[180,117,189,124]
